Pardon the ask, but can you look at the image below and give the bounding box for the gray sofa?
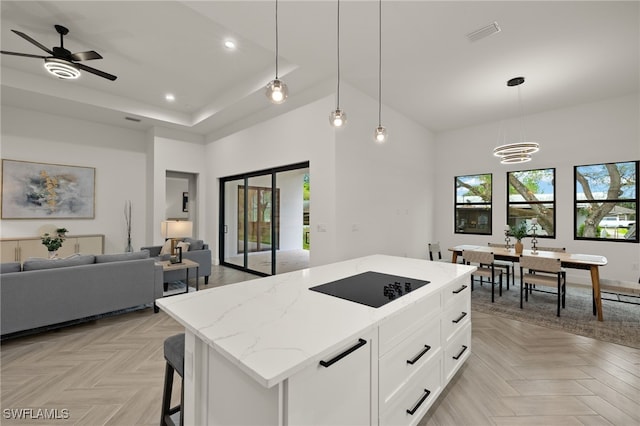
[0,251,163,338]
[141,238,212,285]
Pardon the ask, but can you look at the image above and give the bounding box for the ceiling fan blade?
[74,62,117,81]
[11,30,54,55]
[71,51,103,61]
[1,51,48,59]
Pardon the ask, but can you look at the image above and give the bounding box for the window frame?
[574,160,638,243]
[454,173,493,235]
[506,168,556,238]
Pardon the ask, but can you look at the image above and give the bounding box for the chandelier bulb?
[374,125,387,143]
[330,108,347,127]
[266,79,288,104]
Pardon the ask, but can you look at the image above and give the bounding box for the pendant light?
[266,0,288,104]
[329,0,347,127]
[373,0,387,143]
[493,77,539,164]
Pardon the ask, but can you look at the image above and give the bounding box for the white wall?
[434,93,640,286]
[334,84,436,260]
[0,106,148,254]
[206,83,435,267]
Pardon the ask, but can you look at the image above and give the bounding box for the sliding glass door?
[220,162,309,276]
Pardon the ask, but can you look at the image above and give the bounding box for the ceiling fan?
[1,24,117,81]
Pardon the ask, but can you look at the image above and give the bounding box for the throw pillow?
[159,239,174,255]
[176,241,190,252]
[95,251,150,263]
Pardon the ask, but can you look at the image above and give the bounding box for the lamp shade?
[161,220,193,239]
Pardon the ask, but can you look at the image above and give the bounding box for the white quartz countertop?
[156,254,475,388]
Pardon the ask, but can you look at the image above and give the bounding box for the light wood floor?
[1,266,638,425]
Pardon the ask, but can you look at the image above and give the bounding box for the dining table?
[449,245,608,321]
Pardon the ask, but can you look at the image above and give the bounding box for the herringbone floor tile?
[1,267,638,425]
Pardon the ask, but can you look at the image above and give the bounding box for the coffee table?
[158,258,200,295]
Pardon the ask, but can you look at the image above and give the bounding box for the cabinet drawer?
[444,322,471,382]
[380,356,442,426]
[379,293,441,356]
[379,317,440,409]
[441,296,471,343]
[442,275,470,307]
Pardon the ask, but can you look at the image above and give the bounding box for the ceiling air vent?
[124,116,141,122]
[466,22,501,42]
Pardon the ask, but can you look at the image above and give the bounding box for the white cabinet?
[0,235,104,262]
[287,331,374,425]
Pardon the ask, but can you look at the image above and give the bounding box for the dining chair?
[519,255,566,317]
[487,243,515,290]
[428,242,458,263]
[527,246,567,292]
[462,250,504,302]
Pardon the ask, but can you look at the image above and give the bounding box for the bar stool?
[161,333,185,426]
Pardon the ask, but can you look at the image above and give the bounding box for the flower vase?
[48,250,58,259]
[514,240,523,255]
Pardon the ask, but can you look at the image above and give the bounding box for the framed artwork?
[1,159,95,219]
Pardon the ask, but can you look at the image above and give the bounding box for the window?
[575,161,638,242]
[507,168,555,237]
[455,174,492,235]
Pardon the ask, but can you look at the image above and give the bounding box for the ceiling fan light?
[374,125,387,143]
[266,78,288,104]
[330,108,347,127]
[44,58,80,79]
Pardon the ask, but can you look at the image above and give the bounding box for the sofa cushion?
[95,251,149,263]
[0,262,21,273]
[184,238,204,251]
[23,255,96,271]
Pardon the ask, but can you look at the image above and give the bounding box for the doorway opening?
[220,162,310,276]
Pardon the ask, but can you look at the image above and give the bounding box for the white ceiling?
[1,1,638,140]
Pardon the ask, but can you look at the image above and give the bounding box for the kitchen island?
[156,254,475,425]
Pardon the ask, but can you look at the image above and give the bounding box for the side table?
[158,258,200,296]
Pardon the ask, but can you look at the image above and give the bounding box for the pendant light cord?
[336,0,341,108]
[275,0,279,79]
[378,0,382,126]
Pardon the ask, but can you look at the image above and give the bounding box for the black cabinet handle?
[319,338,367,368]
[452,345,468,360]
[452,312,468,324]
[452,285,467,294]
[406,345,431,365]
[406,389,431,415]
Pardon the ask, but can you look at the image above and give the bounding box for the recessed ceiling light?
[165,93,175,102]
[224,39,236,50]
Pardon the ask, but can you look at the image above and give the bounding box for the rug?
[470,280,640,349]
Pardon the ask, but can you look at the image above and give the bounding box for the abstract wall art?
[1,159,95,219]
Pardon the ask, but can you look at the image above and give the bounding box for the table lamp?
[161,220,193,262]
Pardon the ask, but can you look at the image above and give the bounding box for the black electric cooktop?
[309,271,430,308]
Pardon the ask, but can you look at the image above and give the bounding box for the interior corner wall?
[206,83,435,267]
[333,84,436,261]
[433,93,640,286]
[149,128,206,245]
[205,95,337,267]
[0,105,148,254]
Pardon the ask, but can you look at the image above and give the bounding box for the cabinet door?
[1,241,19,262]
[57,239,77,258]
[286,331,374,425]
[76,236,103,254]
[18,239,49,260]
